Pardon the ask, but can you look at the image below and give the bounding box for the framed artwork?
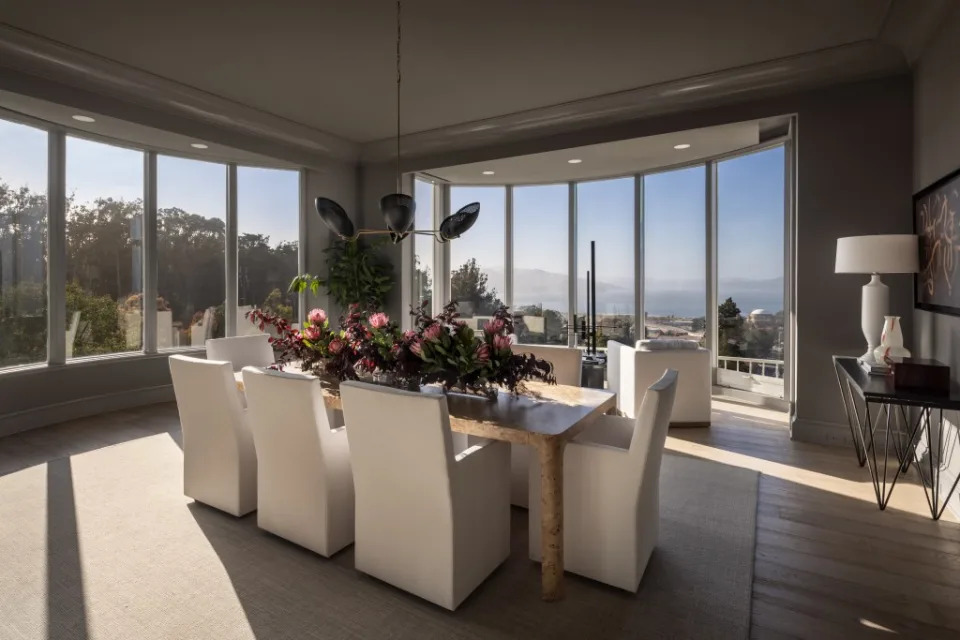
[915,166,960,316]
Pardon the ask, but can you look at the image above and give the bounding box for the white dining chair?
[528,369,678,592]
[242,367,354,557]
[206,334,274,372]
[510,344,583,508]
[605,340,627,412]
[339,381,511,611]
[168,355,257,516]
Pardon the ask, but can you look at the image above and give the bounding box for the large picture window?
[413,177,435,309]
[65,136,144,358]
[449,186,505,325]
[644,165,706,343]
[576,177,635,347]
[157,156,226,348]
[237,166,299,333]
[0,118,47,367]
[512,184,568,345]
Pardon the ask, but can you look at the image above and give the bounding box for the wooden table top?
[235,373,615,445]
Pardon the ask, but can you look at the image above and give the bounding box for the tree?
[450,258,503,315]
[718,297,744,357]
[414,255,432,304]
[691,316,706,333]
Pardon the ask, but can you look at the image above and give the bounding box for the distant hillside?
[478,267,782,317]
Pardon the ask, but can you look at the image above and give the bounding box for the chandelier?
[315,0,480,244]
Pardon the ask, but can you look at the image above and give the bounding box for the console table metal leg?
[913,408,960,521]
[834,362,866,466]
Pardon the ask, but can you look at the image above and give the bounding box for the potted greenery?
[289,238,393,311]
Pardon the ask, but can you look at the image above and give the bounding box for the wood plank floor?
[1,399,959,639]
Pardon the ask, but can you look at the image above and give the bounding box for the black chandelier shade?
[315,197,355,239]
[380,193,415,243]
[439,202,480,242]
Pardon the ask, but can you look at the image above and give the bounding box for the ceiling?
[427,121,760,184]
[0,91,296,167]
[0,0,947,146]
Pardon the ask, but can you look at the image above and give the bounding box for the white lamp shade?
[835,234,919,274]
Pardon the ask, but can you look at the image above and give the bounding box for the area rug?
[0,433,758,639]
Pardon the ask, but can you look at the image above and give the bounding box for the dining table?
[234,372,617,601]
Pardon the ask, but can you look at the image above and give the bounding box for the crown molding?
[0,23,359,164]
[361,40,907,165]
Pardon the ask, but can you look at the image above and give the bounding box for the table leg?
[539,438,564,602]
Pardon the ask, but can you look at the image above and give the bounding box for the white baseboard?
[0,385,174,438]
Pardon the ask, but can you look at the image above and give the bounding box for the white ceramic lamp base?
[860,274,889,362]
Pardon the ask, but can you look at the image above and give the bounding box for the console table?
[833,356,960,520]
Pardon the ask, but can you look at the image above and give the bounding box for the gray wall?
[374,74,915,445]
[913,5,960,516]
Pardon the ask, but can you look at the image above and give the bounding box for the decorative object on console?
[893,358,950,393]
[312,1,480,245]
[915,166,960,316]
[873,315,910,364]
[835,234,919,362]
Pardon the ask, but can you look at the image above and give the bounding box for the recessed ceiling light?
[482,170,495,175]
[191,143,209,149]
[71,115,95,123]
[673,143,691,150]
[567,159,582,164]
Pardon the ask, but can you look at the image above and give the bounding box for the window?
[644,165,706,343]
[717,146,785,396]
[237,166,299,333]
[0,118,47,368]
[512,184,568,345]
[65,137,143,358]
[449,186,505,326]
[413,177,434,309]
[576,177,634,347]
[157,156,226,348]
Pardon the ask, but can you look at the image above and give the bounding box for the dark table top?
[834,356,960,410]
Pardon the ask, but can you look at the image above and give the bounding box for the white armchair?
[529,369,678,591]
[242,367,354,557]
[509,344,583,508]
[634,340,711,426]
[339,382,510,611]
[206,334,274,372]
[168,355,257,516]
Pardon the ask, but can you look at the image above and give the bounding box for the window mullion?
[225,163,238,337]
[142,151,158,353]
[47,129,67,365]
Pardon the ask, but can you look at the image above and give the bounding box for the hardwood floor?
[1,399,959,639]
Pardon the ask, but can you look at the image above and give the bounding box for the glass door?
[715,145,786,398]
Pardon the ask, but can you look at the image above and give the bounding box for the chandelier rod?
[395,0,402,194]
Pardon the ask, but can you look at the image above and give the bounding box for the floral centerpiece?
[246,300,556,399]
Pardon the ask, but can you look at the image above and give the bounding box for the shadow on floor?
[46,457,89,640]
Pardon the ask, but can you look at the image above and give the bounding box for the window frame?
[0,106,304,375]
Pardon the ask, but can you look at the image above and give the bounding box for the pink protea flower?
[493,334,513,352]
[423,323,443,342]
[328,338,343,354]
[483,318,505,335]
[475,342,491,363]
[410,340,424,357]
[308,308,327,325]
[369,312,389,329]
[303,325,322,342]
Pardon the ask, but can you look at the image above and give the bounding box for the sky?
[0,119,300,246]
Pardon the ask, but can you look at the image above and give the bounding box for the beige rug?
[0,433,757,640]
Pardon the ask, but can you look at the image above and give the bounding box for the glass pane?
[512,184,568,345]
[576,177,634,348]
[157,156,226,348]
[449,186,505,326]
[66,137,144,358]
[413,178,434,308]
[237,166,299,333]
[717,146,785,397]
[0,119,47,368]
[643,165,706,344]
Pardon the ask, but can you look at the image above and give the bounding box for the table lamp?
[835,234,919,362]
